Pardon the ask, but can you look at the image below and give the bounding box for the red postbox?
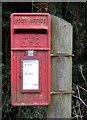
[10,13,50,106]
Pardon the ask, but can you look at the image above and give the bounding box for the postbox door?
[11,50,50,106]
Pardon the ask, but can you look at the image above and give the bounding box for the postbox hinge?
[50,91,75,95]
[51,53,74,57]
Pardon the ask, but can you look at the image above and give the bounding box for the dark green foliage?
[19,106,46,119]
[49,3,63,18]
[2,2,87,119]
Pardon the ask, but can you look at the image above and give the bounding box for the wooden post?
[46,15,73,118]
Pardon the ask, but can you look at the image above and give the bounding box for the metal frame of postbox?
[10,13,51,106]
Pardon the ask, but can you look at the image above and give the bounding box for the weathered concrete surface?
[46,15,73,118]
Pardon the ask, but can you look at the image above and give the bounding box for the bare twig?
[73,83,87,92]
[78,85,87,92]
[18,107,21,120]
[73,94,87,107]
[79,65,87,88]
[32,0,33,12]
[72,115,83,119]
[77,86,80,98]
[72,84,87,119]
[79,97,87,107]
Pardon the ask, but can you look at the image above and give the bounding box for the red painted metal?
[11,13,51,106]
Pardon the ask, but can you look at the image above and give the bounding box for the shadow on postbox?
[10,13,51,106]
